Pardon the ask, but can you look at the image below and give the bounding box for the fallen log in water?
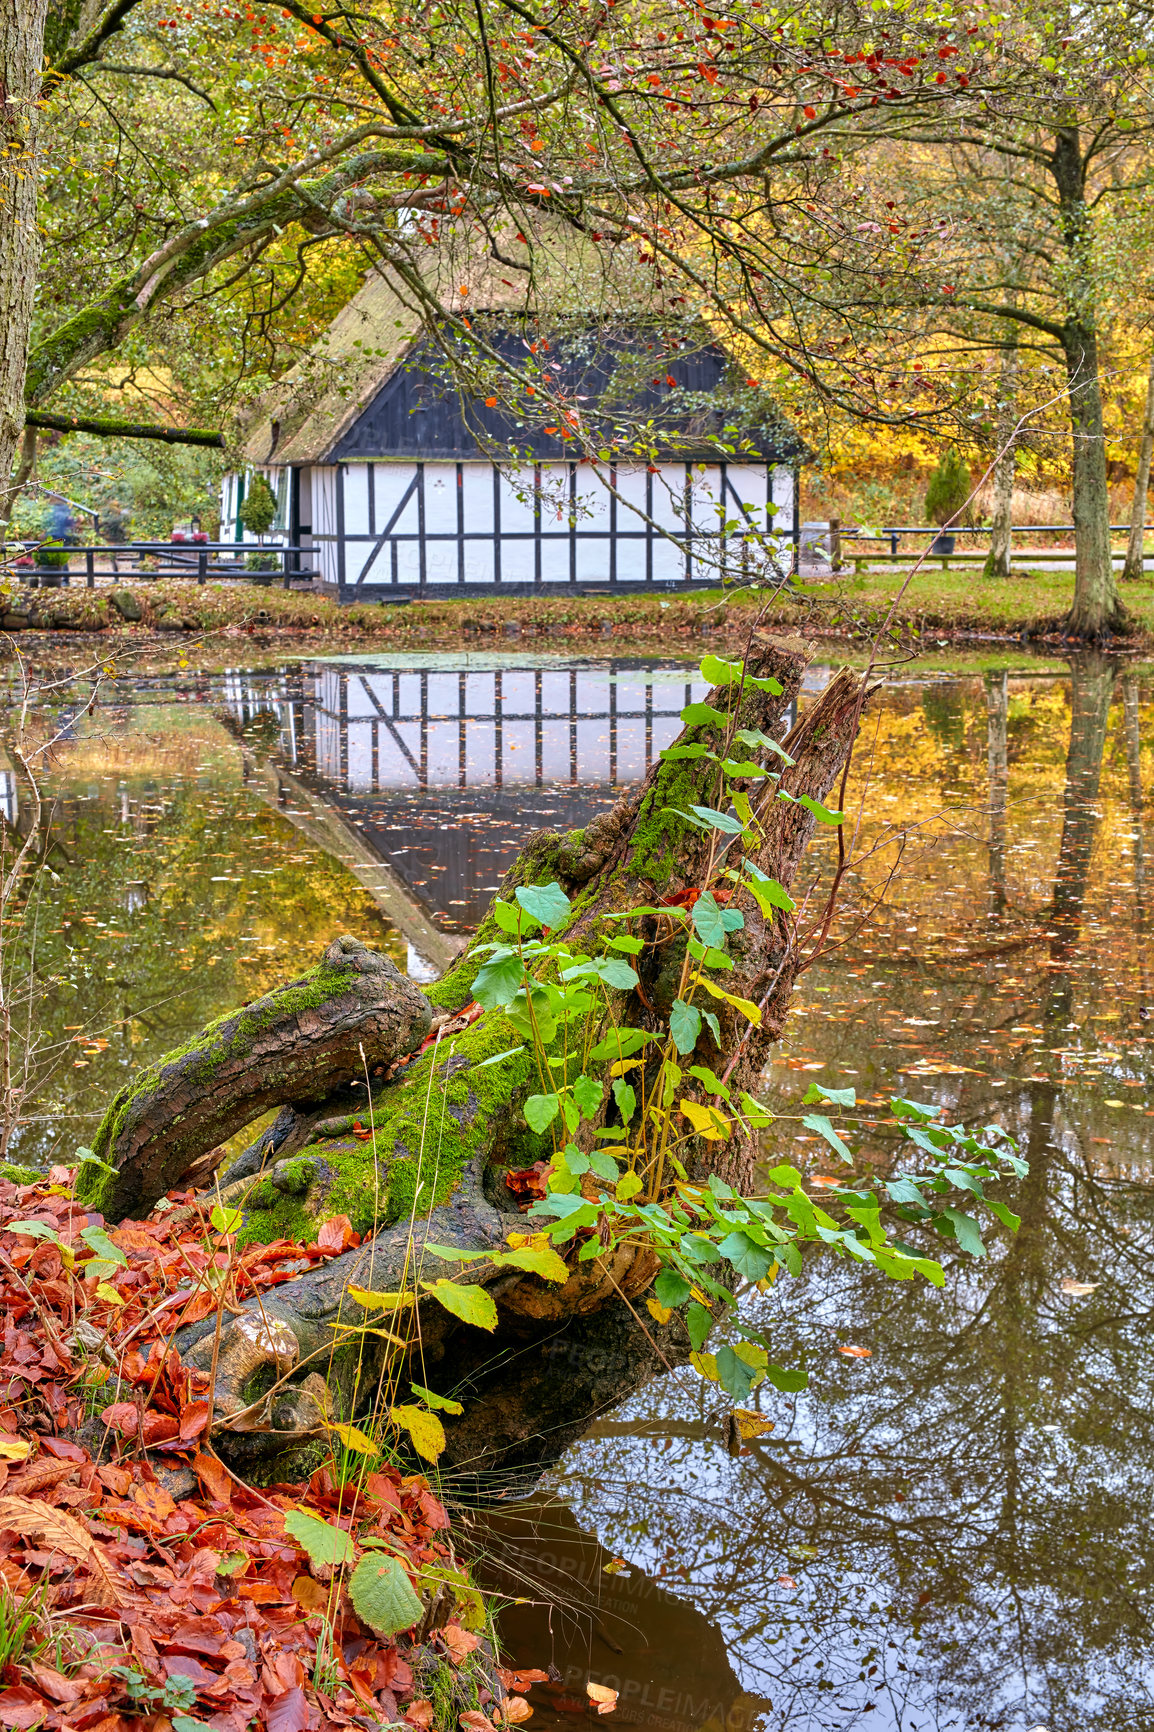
[82,634,874,1481]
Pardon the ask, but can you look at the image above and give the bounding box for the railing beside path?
[11,542,319,591]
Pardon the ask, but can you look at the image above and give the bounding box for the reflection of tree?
[1123,675,1150,1014]
[1050,653,1115,934]
[986,670,1008,917]
[541,659,1154,1732]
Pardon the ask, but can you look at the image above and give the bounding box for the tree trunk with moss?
[0,0,50,540]
[82,636,871,1484]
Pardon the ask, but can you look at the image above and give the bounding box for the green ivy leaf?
[587,1148,619,1181]
[79,1225,127,1267]
[687,1300,713,1350]
[588,1028,657,1060]
[691,891,728,950]
[284,1508,355,1568]
[802,1081,856,1108]
[801,1112,853,1163]
[670,998,702,1055]
[210,1204,243,1235]
[680,701,732,727]
[612,1077,636,1124]
[719,1230,774,1282]
[472,948,526,1011]
[560,957,639,990]
[572,1074,602,1118]
[714,1343,757,1400]
[410,1382,465,1414]
[941,1207,986,1258]
[525,1093,560,1132]
[654,1268,691,1308]
[764,1364,808,1393]
[516,881,572,929]
[421,1279,499,1330]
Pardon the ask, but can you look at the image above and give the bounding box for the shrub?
[924,450,971,526]
[239,473,278,539]
[35,541,71,569]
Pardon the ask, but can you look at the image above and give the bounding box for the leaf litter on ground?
[0,1163,553,1730]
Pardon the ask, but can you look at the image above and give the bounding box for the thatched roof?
[240,219,800,466]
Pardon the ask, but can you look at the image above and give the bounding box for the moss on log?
[77,935,432,1221]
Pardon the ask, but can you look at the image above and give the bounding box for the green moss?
[0,1163,40,1187]
[77,961,361,1209]
[626,757,710,889]
[234,1012,535,1245]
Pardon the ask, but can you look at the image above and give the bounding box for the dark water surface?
[10,649,1154,1732]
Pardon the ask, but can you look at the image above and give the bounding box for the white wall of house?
[222,457,796,587]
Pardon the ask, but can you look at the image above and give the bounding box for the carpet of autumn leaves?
[0,1165,539,1732]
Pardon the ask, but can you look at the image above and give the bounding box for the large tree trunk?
[0,0,50,540]
[77,636,872,1481]
[1062,321,1124,638]
[1051,129,1125,640]
[1122,340,1154,583]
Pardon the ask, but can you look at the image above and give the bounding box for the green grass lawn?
[807,565,1154,636]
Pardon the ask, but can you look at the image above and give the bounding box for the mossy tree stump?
[84,636,872,1483]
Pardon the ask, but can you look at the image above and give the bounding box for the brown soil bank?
[3,569,1154,649]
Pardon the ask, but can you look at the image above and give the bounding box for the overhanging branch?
[25,411,224,447]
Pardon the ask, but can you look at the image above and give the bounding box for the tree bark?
[1122,341,1154,583]
[1052,128,1125,639]
[0,0,51,538]
[131,636,874,1477]
[78,936,432,1222]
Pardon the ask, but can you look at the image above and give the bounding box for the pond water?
[7,647,1153,1732]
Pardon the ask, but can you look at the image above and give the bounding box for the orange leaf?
[317,1215,356,1254]
[587,1683,618,1715]
[442,1624,481,1665]
[838,1344,871,1357]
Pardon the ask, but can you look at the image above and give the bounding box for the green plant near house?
[35,541,71,569]
[238,473,278,540]
[925,450,972,527]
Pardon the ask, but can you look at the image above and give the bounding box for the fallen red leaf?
[317,1215,356,1254]
[266,1685,311,1732]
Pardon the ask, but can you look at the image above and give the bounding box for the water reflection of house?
[226,223,807,596]
[225,658,716,935]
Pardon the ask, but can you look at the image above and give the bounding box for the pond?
[6,646,1153,1732]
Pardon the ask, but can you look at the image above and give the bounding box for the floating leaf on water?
[733,1410,774,1440]
[602,1557,628,1575]
[1060,1279,1099,1295]
[587,1682,619,1715]
[838,1344,872,1358]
